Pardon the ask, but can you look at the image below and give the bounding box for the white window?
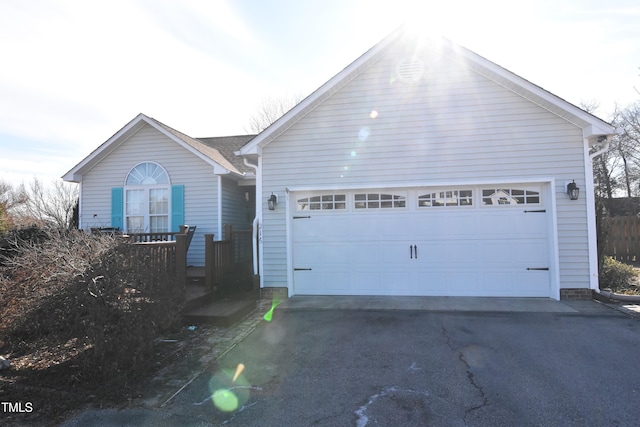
[418,190,473,207]
[482,188,540,206]
[354,193,406,209]
[125,162,170,233]
[297,194,347,211]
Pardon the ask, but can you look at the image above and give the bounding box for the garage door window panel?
[482,188,540,206]
[418,190,473,207]
[297,194,346,211]
[354,193,406,209]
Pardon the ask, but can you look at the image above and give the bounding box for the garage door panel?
[446,214,479,236]
[291,185,551,297]
[294,271,349,295]
[443,242,481,263]
[479,213,516,236]
[514,270,550,296]
[293,242,353,266]
[293,215,358,241]
[352,272,386,293]
[381,242,415,263]
[515,241,549,265]
[414,244,449,263]
[476,271,550,296]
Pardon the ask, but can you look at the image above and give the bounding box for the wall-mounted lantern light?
[567,180,580,200]
[268,193,278,210]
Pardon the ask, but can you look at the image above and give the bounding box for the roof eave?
[450,40,616,136]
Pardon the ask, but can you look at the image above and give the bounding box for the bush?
[599,256,639,292]
[0,229,184,380]
[0,225,50,266]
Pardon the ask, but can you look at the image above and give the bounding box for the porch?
[125,224,258,326]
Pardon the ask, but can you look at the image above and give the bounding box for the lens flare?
[208,368,252,412]
[370,110,378,119]
[233,363,245,382]
[358,126,371,141]
[212,389,239,412]
[263,299,281,322]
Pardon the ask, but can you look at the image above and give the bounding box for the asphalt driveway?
[63,300,640,426]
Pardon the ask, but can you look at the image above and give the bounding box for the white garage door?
[291,185,551,297]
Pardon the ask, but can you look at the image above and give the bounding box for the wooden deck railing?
[123,226,195,289]
[204,225,253,288]
[119,241,178,292]
[127,225,196,246]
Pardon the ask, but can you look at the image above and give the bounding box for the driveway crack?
[440,324,489,421]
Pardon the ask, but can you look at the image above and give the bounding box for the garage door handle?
[294,268,312,271]
[410,245,417,259]
[414,245,418,259]
[527,267,549,271]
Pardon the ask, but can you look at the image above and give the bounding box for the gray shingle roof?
[197,135,257,175]
[148,116,255,175]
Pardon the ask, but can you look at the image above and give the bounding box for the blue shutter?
[171,185,185,232]
[111,187,123,230]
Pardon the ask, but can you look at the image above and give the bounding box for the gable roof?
[63,113,254,182]
[238,26,616,156]
[198,135,256,175]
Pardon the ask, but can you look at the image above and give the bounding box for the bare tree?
[245,94,303,133]
[23,178,79,230]
[0,180,28,230]
[610,102,640,197]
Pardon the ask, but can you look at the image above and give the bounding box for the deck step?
[182,299,256,327]
[183,283,213,312]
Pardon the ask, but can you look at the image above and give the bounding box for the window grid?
[355,193,406,209]
[126,162,169,185]
[482,189,540,206]
[124,162,170,233]
[297,194,347,211]
[418,190,473,207]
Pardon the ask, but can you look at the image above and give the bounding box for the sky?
[1,0,639,188]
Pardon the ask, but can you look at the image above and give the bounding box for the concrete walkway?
[277,295,601,313]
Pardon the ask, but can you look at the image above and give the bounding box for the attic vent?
[396,57,424,84]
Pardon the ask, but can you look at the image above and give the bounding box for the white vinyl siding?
[261,42,588,292]
[79,124,218,265]
[220,177,253,239]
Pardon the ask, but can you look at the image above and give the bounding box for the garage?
[291,184,552,297]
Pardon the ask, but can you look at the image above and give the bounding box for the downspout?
[77,181,83,230]
[217,175,223,240]
[244,158,260,276]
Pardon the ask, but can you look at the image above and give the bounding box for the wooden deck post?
[175,233,187,289]
[223,223,232,241]
[205,233,214,290]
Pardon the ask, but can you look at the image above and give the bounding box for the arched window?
[124,162,170,233]
[126,162,169,185]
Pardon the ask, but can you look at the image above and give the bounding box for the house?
[237,29,616,301]
[63,114,256,266]
[65,28,617,301]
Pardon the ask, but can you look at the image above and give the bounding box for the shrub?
[0,229,184,380]
[599,256,639,292]
[0,225,50,266]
